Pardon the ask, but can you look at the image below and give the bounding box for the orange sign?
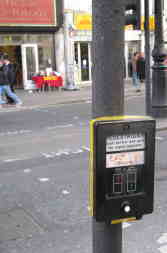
[141,16,155,31]
[44,76,59,81]
[74,13,92,30]
[0,0,55,25]
[125,24,134,30]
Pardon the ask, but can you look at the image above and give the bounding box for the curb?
[1,91,167,133]
[0,90,145,113]
[156,125,167,132]
[0,98,92,112]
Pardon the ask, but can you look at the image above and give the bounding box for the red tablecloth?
[32,76,63,89]
[32,76,44,89]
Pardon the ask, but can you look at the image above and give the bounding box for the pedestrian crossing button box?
[89,116,155,223]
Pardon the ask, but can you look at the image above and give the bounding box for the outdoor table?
[32,75,63,90]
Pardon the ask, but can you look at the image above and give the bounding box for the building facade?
[0,0,63,90]
[63,0,145,86]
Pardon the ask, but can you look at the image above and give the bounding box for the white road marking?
[24,169,32,173]
[19,130,32,134]
[72,149,83,154]
[55,150,70,156]
[38,178,50,182]
[41,153,56,158]
[73,116,79,120]
[157,233,167,244]
[62,190,70,195]
[42,150,70,158]
[158,245,167,253]
[63,230,69,234]
[34,108,49,113]
[47,124,73,130]
[4,158,24,163]
[2,146,90,163]
[0,129,32,136]
[157,233,167,253]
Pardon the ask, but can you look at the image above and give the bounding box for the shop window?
[74,43,78,64]
[26,47,36,80]
[80,42,89,81]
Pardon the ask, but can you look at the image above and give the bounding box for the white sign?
[106,134,145,152]
[106,151,144,168]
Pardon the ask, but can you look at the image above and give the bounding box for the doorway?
[80,42,89,81]
[0,44,39,89]
[74,42,92,83]
[125,41,141,79]
[0,45,23,88]
[21,44,39,90]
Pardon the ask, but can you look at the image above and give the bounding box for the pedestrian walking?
[137,52,145,83]
[3,53,16,104]
[131,52,141,92]
[0,53,22,108]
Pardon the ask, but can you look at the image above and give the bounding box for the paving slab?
[0,208,44,242]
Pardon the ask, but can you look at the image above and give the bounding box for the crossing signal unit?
[89,116,155,223]
[125,0,141,30]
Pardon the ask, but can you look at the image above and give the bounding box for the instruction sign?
[106,133,145,152]
[106,151,144,168]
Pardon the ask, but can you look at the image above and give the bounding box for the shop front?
[0,0,63,90]
[124,30,142,79]
[74,40,92,83]
[73,13,92,85]
[0,34,56,89]
[73,12,142,84]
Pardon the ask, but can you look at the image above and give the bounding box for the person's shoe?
[16,102,23,108]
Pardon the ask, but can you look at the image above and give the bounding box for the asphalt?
[0,80,167,131]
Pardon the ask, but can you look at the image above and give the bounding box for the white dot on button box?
[124,205,131,213]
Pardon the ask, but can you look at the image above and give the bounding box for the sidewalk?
[1,80,167,131]
[5,79,144,109]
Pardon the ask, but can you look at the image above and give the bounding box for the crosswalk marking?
[157,233,167,253]
[157,233,167,244]
[38,178,50,182]
[1,146,89,164]
[158,245,167,253]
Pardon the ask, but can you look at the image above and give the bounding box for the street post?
[144,0,152,115]
[152,0,167,117]
[92,0,124,252]
[63,11,79,91]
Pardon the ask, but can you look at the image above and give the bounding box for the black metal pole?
[152,0,167,117]
[92,0,124,252]
[144,0,152,115]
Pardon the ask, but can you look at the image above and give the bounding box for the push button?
[122,202,131,213]
[124,204,131,213]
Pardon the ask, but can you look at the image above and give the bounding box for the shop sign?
[74,13,92,30]
[125,25,134,30]
[0,0,55,26]
[141,16,155,31]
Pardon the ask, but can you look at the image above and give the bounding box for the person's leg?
[3,85,22,104]
[132,72,140,91]
[6,85,15,104]
[0,86,6,105]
